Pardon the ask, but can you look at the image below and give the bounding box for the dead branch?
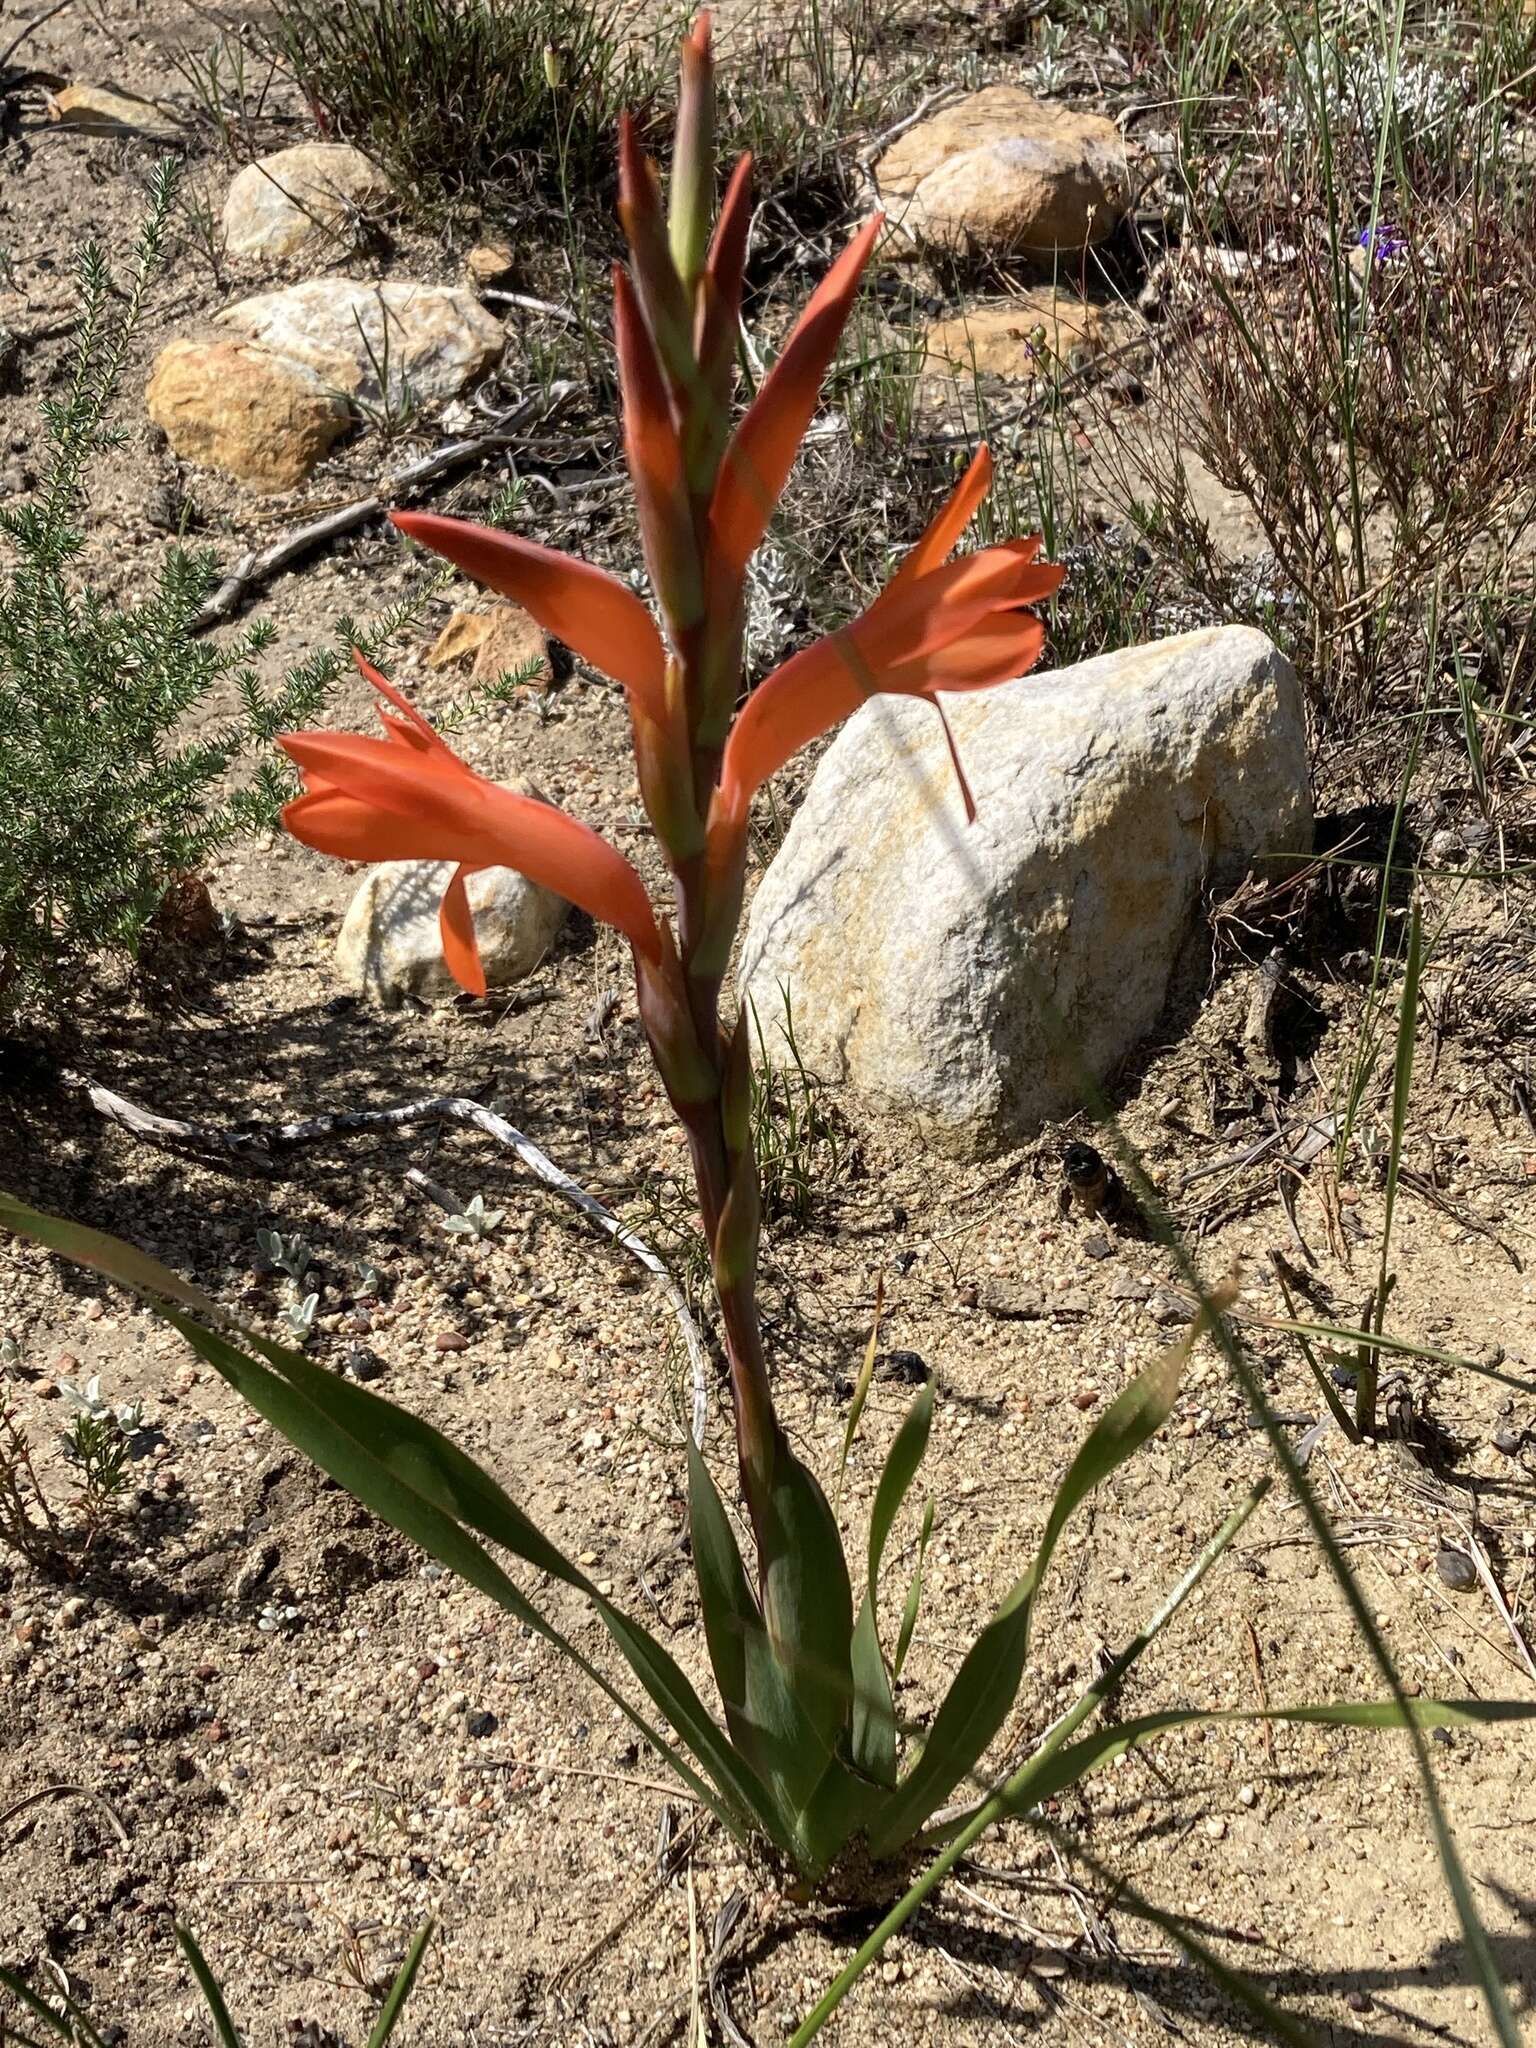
[189,381,579,633]
[75,1073,710,1446]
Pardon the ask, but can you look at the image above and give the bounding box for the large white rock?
[216,279,504,407]
[337,857,568,1008]
[738,627,1310,1157]
[222,145,394,262]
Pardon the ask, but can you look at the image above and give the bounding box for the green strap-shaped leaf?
[175,1927,242,2048]
[366,1922,434,2048]
[0,1193,769,1840]
[1020,1697,1536,1814]
[892,1498,934,1682]
[850,1381,933,1786]
[688,1437,871,1870]
[758,1432,855,1786]
[865,1317,1199,1858]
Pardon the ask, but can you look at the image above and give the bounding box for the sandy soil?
[1,3,1534,2045]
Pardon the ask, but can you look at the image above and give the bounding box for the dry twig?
[76,1074,711,1445]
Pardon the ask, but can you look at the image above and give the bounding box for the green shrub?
[0,166,347,1023]
[265,0,655,205]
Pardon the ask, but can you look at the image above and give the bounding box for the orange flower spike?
[688,151,754,490]
[710,212,884,578]
[389,512,668,731]
[613,265,703,635]
[669,13,716,294]
[618,112,697,397]
[279,666,663,987]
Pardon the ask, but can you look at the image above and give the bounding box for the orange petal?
[390,512,667,725]
[353,649,445,749]
[885,445,994,595]
[438,864,487,997]
[709,212,883,576]
[282,736,661,961]
[717,580,1055,811]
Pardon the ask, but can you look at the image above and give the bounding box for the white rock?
[216,279,504,406]
[875,86,1133,259]
[222,145,394,262]
[337,854,568,1008]
[739,627,1310,1158]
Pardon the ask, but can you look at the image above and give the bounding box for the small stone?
[49,83,177,138]
[434,1331,470,1353]
[1493,1429,1522,1456]
[1147,1289,1191,1328]
[234,1543,278,1602]
[53,1351,80,1375]
[60,1597,89,1628]
[1203,1815,1227,1840]
[875,1349,928,1385]
[1237,1783,1256,1807]
[145,338,351,491]
[1109,1273,1151,1302]
[206,1720,228,1743]
[465,243,516,290]
[195,1663,218,1682]
[416,1659,439,1681]
[223,144,394,262]
[424,604,552,686]
[1081,1235,1114,1261]
[464,1707,497,1738]
[1346,1991,1370,2014]
[336,835,568,1007]
[1070,1388,1099,1410]
[1435,1544,1478,1593]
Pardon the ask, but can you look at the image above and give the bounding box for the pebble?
[60,1597,89,1628]
[435,1331,471,1353]
[1435,1544,1478,1593]
[1070,1388,1099,1411]
[1493,1429,1522,1456]
[1082,1235,1114,1261]
[464,1708,498,1738]
[1110,1273,1151,1301]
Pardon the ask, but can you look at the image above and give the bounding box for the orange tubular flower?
[711,446,1063,836]
[387,513,669,731]
[280,656,662,994]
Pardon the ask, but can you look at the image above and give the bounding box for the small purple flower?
[1357,222,1407,264]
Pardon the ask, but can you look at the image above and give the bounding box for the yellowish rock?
[49,83,178,138]
[425,605,551,685]
[877,86,1131,259]
[924,292,1131,381]
[464,244,516,290]
[145,338,352,492]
